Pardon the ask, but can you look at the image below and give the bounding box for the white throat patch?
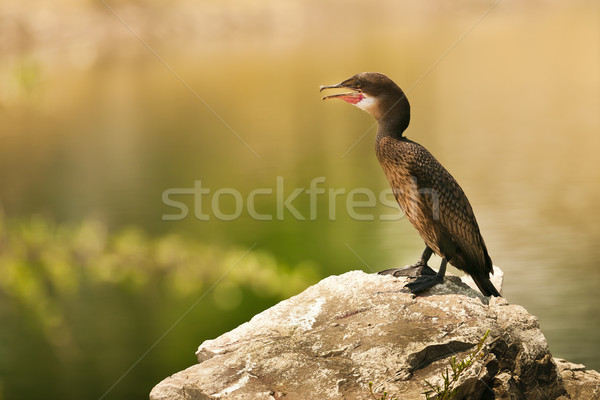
[353,95,377,114]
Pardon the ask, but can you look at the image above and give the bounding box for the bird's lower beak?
[320,82,363,103]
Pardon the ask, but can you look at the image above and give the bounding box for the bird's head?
[320,72,410,131]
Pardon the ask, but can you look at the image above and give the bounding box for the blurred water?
[0,0,599,399]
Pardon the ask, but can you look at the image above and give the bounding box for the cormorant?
[320,72,500,297]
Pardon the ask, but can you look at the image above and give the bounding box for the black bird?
[321,72,500,297]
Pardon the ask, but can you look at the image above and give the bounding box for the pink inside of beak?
[337,93,364,105]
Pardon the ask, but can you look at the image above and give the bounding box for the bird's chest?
[377,153,421,212]
[376,141,431,220]
[376,148,442,252]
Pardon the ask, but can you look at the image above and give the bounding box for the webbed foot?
[379,256,448,295]
[404,273,444,294]
[378,246,436,278]
[378,263,437,278]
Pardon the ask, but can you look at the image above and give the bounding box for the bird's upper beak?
[320,81,364,104]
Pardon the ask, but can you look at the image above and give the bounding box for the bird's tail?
[471,273,501,297]
[469,251,500,297]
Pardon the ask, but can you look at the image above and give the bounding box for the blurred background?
[1,0,599,398]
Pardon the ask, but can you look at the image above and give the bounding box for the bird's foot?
[404,273,444,294]
[377,263,437,278]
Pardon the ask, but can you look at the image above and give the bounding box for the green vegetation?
[0,215,319,326]
[0,216,320,399]
[423,330,491,400]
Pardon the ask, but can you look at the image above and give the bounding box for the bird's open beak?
[320,82,364,104]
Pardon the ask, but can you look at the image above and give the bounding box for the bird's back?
[376,135,493,279]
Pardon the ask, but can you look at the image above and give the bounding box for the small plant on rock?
[423,329,491,400]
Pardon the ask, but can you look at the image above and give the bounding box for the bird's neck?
[374,96,410,141]
[376,114,409,142]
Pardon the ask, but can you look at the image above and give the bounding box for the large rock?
[150,270,598,400]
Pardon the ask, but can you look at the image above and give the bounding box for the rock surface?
[554,358,600,399]
[150,270,598,400]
